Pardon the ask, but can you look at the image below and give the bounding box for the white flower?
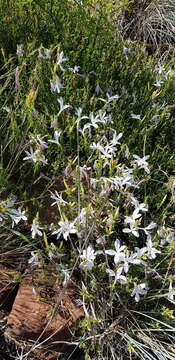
[110,131,122,147]
[100,181,112,196]
[80,111,114,135]
[131,114,141,120]
[110,166,137,190]
[90,177,97,189]
[75,107,88,122]
[57,97,71,115]
[28,251,39,267]
[144,237,160,260]
[123,46,130,57]
[99,93,119,104]
[125,145,130,159]
[131,283,148,302]
[36,135,48,150]
[132,154,150,173]
[106,267,127,284]
[50,76,63,93]
[111,174,135,190]
[105,239,126,264]
[23,147,48,165]
[69,65,80,73]
[134,246,147,259]
[76,107,83,118]
[89,112,100,126]
[123,209,142,237]
[120,251,146,273]
[80,245,96,270]
[0,198,16,222]
[23,147,38,162]
[48,130,61,146]
[90,141,104,153]
[150,115,159,124]
[167,280,175,301]
[90,138,118,160]
[16,44,24,57]
[0,214,4,222]
[90,142,106,156]
[130,196,148,213]
[75,208,89,227]
[154,63,165,74]
[95,83,103,95]
[38,47,51,59]
[57,51,68,71]
[81,113,100,134]
[142,222,157,237]
[61,269,71,286]
[136,202,148,212]
[98,110,113,124]
[50,190,67,206]
[158,226,175,245]
[5,198,17,209]
[123,226,140,237]
[163,69,172,79]
[8,207,27,227]
[96,236,106,245]
[31,219,43,239]
[160,101,167,110]
[52,220,77,240]
[153,78,163,88]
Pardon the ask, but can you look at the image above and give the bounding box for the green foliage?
[1,36,175,223]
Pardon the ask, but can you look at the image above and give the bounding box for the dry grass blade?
[116,0,175,51]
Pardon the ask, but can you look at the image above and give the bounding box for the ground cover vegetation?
[0,0,175,359]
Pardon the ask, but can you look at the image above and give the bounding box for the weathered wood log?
[5,268,84,353]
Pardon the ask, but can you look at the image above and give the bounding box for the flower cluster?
[10,43,174,305]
